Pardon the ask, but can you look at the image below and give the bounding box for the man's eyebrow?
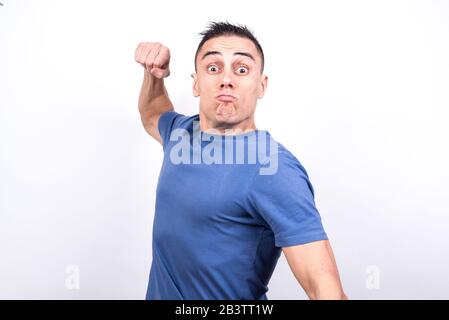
[201,51,256,62]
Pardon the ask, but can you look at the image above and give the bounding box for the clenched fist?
[135,42,171,79]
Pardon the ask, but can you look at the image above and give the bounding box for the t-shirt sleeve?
[157,111,186,150]
[246,153,328,248]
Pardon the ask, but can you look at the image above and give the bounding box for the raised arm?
[135,42,174,145]
[283,240,348,300]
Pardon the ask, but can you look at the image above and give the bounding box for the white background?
[1,0,448,299]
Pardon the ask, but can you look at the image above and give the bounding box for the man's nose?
[220,69,234,88]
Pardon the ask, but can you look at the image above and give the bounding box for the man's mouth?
[216,94,236,102]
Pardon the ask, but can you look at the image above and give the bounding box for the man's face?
[192,35,268,131]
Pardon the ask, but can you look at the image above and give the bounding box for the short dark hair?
[194,21,265,73]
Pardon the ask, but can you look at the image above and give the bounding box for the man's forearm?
[302,261,348,300]
[138,70,173,126]
[308,275,348,300]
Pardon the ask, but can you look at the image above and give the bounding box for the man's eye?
[237,66,248,74]
[207,65,219,72]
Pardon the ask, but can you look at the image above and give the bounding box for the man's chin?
[216,103,237,120]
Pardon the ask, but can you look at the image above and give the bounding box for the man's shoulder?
[277,143,305,169]
[263,133,304,165]
[253,132,310,178]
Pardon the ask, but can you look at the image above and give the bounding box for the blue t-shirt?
[146,111,328,300]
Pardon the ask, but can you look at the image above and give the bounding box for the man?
[135,22,347,300]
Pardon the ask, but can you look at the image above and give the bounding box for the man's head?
[192,22,268,133]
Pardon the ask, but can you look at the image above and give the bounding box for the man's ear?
[258,74,268,99]
[192,73,200,97]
